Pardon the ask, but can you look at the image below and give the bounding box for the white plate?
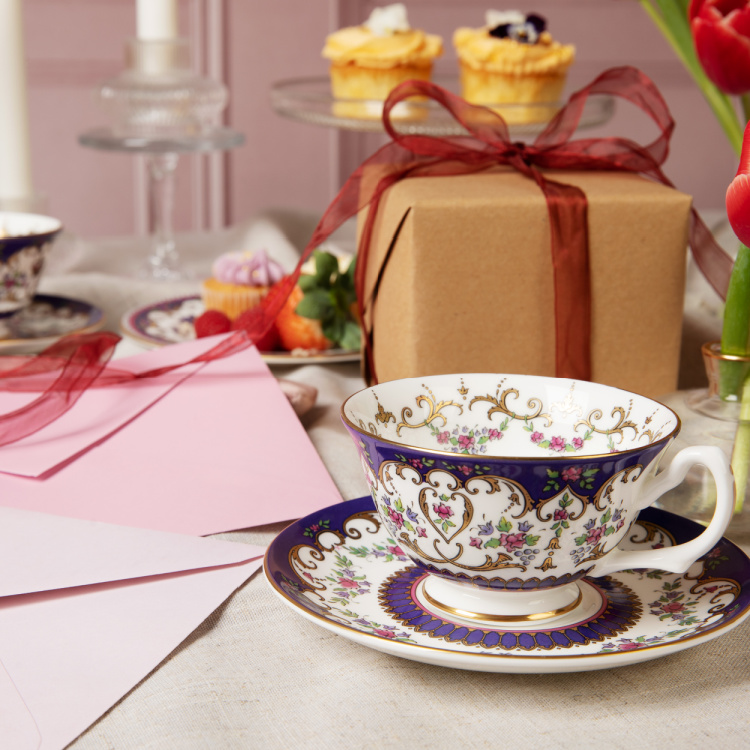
[265,496,750,673]
[120,295,360,365]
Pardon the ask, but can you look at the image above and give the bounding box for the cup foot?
[419,576,589,626]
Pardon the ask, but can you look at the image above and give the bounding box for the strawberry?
[232,309,280,352]
[276,285,332,352]
[194,310,231,337]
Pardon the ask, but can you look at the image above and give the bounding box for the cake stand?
[79,127,244,281]
[270,75,615,138]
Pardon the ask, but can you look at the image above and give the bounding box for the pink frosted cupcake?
[201,249,285,320]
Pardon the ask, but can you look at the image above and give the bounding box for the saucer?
[0,294,104,354]
[120,295,361,365]
[265,496,750,673]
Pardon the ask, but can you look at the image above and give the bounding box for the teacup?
[0,212,62,317]
[341,373,734,623]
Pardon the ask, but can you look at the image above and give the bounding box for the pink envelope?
[0,507,264,750]
[0,337,342,535]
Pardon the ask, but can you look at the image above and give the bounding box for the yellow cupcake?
[322,4,442,118]
[454,11,575,124]
[200,250,285,321]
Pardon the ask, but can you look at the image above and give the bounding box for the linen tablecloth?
[27,212,750,749]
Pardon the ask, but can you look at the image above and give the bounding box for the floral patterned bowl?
[341,373,735,623]
[0,212,62,317]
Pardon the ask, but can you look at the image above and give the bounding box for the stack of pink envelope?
[0,335,343,749]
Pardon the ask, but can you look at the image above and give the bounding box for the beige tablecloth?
[31,214,750,750]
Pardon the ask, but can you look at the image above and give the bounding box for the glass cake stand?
[79,127,244,281]
[270,75,615,138]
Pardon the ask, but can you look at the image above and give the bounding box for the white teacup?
[342,373,734,622]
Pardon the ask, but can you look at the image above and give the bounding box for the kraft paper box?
[360,168,692,398]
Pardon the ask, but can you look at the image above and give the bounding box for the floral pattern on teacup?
[370,460,645,589]
[345,375,677,457]
[0,242,46,312]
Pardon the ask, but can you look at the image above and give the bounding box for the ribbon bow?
[351,65,733,383]
[0,66,734,446]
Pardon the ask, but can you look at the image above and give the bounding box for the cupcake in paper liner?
[322,3,442,119]
[201,249,285,321]
[453,10,575,124]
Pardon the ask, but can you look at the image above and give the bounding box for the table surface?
[32,214,750,750]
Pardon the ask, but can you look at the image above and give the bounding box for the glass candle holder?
[657,342,750,543]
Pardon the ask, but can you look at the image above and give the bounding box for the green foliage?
[295,249,361,350]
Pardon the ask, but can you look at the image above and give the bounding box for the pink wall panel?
[15,0,740,242]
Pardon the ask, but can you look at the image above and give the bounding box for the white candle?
[136,0,178,40]
[0,0,32,203]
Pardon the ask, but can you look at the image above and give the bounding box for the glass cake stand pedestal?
[79,127,244,281]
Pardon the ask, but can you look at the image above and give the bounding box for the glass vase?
[656,342,750,543]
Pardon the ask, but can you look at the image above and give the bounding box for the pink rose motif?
[488,429,502,440]
[499,532,526,551]
[550,436,566,452]
[437,431,450,444]
[417,526,428,537]
[388,508,404,528]
[554,509,569,521]
[373,628,396,638]
[470,537,482,548]
[387,545,405,556]
[338,577,359,588]
[662,602,684,613]
[309,524,320,532]
[409,458,423,470]
[458,434,475,450]
[433,503,453,520]
[561,466,582,483]
[586,526,604,545]
[618,641,640,651]
[457,465,472,476]
[572,437,584,450]
[530,431,544,443]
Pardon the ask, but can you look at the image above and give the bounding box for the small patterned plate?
[120,295,361,365]
[0,293,104,354]
[265,496,750,673]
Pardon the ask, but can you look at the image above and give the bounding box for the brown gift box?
[360,168,692,398]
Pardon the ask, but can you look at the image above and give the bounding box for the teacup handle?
[592,446,735,578]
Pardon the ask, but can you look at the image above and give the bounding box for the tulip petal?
[693,13,750,94]
[727,173,750,246]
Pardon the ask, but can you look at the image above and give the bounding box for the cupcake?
[322,3,442,117]
[201,249,285,321]
[453,10,575,124]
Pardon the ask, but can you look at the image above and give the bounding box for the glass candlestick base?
[80,38,244,280]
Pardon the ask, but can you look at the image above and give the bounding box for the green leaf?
[574,534,587,546]
[484,538,501,548]
[497,517,512,533]
[547,470,559,479]
[297,274,318,292]
[313,250,339,286]
[339,320,361,351]
[525,534,540,546]
[296,289,334,320]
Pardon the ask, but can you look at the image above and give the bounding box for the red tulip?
[689,0,750,94]
[727,120,750,245]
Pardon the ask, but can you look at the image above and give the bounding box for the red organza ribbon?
[0,66,734,447]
